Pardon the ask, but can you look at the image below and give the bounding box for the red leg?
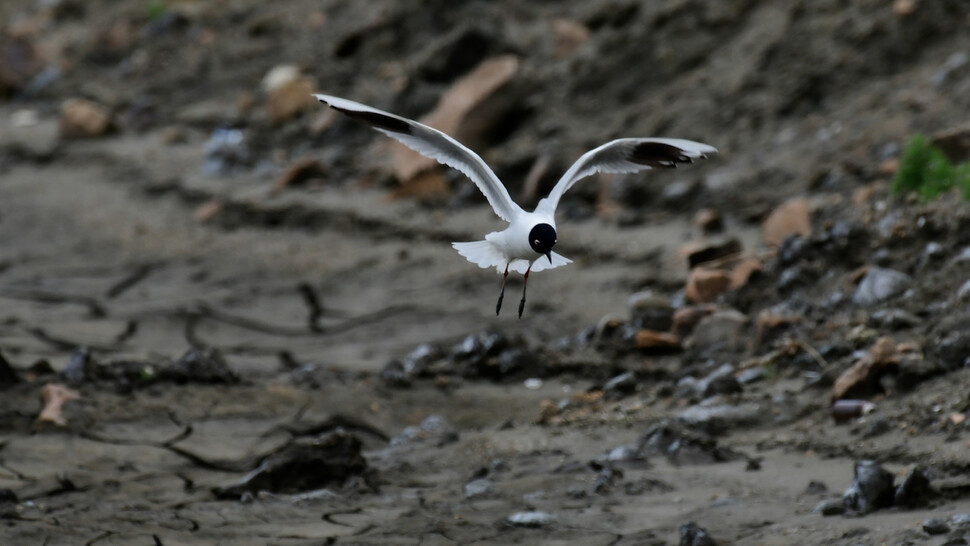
[496,264,509,316]
[518,263,532,318]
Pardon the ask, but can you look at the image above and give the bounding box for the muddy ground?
[3,0,970,544]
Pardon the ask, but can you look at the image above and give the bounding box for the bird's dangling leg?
[518,264,532,319]
[496,264,509,316]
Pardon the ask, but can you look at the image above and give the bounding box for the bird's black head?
[529,223,557,263]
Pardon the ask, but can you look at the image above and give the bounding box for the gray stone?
[687,310,749,352]
[922,517,950,535]
[853,267,912,306]
[464,478,495,499]
[870,309,920,330]
[506,511,555,527]
[813,498,845,516]
[843,460,895,514]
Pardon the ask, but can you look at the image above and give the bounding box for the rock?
[682,238,742,269]
[603,372,637,399]
[62,348,96,385]
[551,18,589,58]
[831,399,877,424]
[413,25,496,82]
[639,420,736,464]
[756,307,802,345]
[832,337,900,401]
[59,98,114,138]
[392,55,520,183]
[813,498,846,516]
[895,467,934,508]
[736,366,765,385]
[853,267,912,306]
[695,364,741,398]
[932,125,970,163]
[165,348,239,384]
[272,158,328,191]
[628,291,674,331]
[35,383,80,428]
[464,478,495,499]
[635,330,682,353]
[0,489,16,504]
[672,304,717,336]
[379,360,410,388]
[687,310,749,353]
[679,522,717,546]
[267,78,314,124]
[213,430,368,498]
[692,208,723,233]
[730,257,763,289]
[957,279,970,301]
[870,309,920,330]
[843,460,895,514]
[592,464,624,494]
[685,268,732,303]
[763,198,812,247]
[506,511,555,528]
[777,235,808,265]
[202,128,250,176]
[893,0,917,17]
[261,64,315,124]
[0,351,18,387]
[678,403,762,433]
[922,517,950,535]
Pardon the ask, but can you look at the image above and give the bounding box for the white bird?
[314,94,717,318]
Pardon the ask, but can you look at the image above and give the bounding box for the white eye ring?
[534,239,540,245]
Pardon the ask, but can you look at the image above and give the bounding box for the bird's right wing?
[538,138,717,214]
[314,94,523,222]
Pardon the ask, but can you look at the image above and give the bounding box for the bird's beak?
[545,252,553,264]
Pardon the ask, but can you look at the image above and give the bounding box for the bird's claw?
[518,298,526,319]
[496,293,504,316]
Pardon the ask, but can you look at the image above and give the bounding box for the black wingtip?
[628,142,698,168]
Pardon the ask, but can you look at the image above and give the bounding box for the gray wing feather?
[538,138,717,214]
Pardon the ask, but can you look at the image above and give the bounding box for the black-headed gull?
[314,94,717,318]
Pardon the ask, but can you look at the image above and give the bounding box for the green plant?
[892,134,970,201]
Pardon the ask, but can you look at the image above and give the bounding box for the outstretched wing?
[314,94,523,222]
[537,138,717,214]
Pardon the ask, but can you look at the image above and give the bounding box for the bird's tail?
[452,241,572,274]
[452,241,508,273]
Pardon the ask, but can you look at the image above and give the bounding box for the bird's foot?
[518,297,526,319]
[496,292,504,316]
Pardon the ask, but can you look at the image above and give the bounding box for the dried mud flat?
[3,1,970,544]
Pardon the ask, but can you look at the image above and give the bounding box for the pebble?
[628,291,674,331]
[763,198,812,247]
[695,363,740,398]
[523,377,542,390]
[777,234,808,265]
[59,98,114,138]
[0,351,19,387]
[922,517,950,535]
[464,478,495,499]
[167,348,239,384]
[62,348,95,385]
[687,310,748,353]
[603,371,637,399]
[843,460,895,514]
[679,521,717,546]
[957,279,970,301]
[894,467,934,508]
[853,267,912,306]
[813,498,845,516]
[202,128,250,176]
[213,430,368,498]
[506,511,555,527]
[870,308,920,330]
[685,268,732,303]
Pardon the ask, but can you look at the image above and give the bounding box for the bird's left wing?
[537,138,717,214]
[314,94,523,222]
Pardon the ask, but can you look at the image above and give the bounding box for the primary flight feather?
[314,94,717,317]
